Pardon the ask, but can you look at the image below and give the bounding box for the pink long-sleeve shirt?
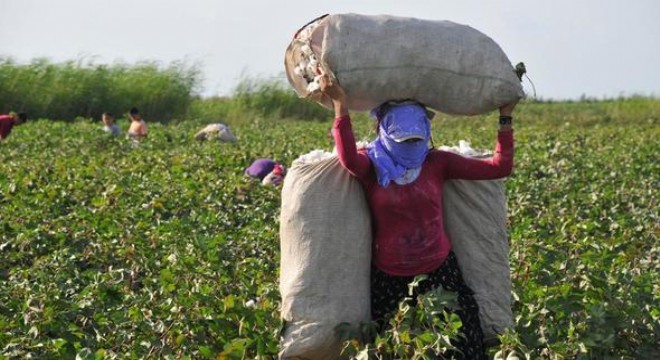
[333,115,514,276]
[0,115,15,140]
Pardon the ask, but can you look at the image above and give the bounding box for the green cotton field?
[1,98,659,359]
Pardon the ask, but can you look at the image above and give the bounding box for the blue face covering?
[366,103,431,187]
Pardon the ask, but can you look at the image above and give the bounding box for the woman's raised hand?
[499,100,518,117]
[319,74,348,117]
[319,74,346,102]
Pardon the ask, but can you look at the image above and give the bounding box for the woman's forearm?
[498,123,512,132]
[498,101,516,131]
[332,114,371,179]
[333,98,349,118]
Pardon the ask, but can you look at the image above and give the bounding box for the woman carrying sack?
[320,74,517,359]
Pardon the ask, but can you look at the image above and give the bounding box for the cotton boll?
[458,140,479,156]
[300,44,312,55]
[294,142,365,166]
[292,149,335,166]
[306,79,320,93]
[308,54,318,66]
[439,140,491,157]
[298,59,309,71]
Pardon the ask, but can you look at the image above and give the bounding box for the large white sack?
[279,155,372,359]
[440,142,514,343]
[285,13,524,115]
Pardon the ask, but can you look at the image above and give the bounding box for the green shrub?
[0,57,201,121]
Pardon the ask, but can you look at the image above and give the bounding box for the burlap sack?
[279,156,372,359]
[442,152,513,343]
[285,13,524,115]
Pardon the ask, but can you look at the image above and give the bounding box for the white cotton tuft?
[293,141,367,167]
[293,149,335,166]
[439,140,491,157]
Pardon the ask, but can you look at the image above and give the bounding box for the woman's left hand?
[499,100,518,117]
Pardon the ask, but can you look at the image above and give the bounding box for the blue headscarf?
[366,102,431,187]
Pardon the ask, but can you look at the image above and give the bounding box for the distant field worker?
[0,112,28,141]
[101,112,121,136]
[245,158,287,186]
[320,74,517,359]
[127,107,148,139]
[194,123,237,142]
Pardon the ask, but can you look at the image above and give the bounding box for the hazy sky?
[2,0,659,100]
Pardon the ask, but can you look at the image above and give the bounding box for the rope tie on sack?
[515,62,537,98]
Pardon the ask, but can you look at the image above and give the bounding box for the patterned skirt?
[371,252,487,360]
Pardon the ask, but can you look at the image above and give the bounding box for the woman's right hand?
[319,74,348,117]
[319,75,346,101]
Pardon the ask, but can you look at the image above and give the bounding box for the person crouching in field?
[101,112,121,136]
[244,158,287,186]
[127,107,148,140]
[0,112,28,142]
[319,74,517,360]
